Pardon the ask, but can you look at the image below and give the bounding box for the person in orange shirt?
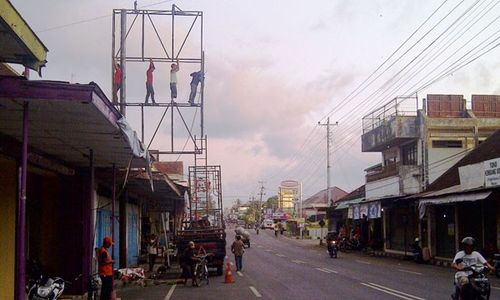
[98,236,115,300]
[113,63,122,103]
[145,59,156,104]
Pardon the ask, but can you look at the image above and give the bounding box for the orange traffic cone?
[224,262,235,283]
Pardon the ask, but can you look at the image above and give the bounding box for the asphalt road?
[118,228,500,300]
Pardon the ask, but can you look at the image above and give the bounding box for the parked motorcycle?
[27,275,66,300]
[327,240,338,258]
[410,238,423,263]
[493,254,500,278]
[451,262,491,300]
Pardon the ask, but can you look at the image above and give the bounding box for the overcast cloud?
[11,0,500,205]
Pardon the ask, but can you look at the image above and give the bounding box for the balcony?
[366,163,399,183]
[365,163,421,199]
[362,97,418,152]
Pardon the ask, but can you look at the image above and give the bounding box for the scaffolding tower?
[111,4,221,224]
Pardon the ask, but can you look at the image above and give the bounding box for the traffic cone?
[224,262,235,283]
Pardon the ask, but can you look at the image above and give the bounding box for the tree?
[264,196,278,210]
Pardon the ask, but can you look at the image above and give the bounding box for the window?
[432,140,462,148]
[402,142,417,165]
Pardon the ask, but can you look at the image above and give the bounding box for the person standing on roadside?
[231,235,245,272]
[98,236,115,300]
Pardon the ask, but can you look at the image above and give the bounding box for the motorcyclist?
[452,237,494,299]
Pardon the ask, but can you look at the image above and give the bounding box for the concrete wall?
[400,165,421,194]
[0,158,16,300]
[366,176,400,200]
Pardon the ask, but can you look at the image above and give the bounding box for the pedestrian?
[113,63,122,103]
[97,236,115,300]
[145,59,156,104]
[231,235,245,271]
[181,241,198,286]
[188,70,203,105]
[147,234,158,272]
[274,223,279,237]
[170,60,179,100]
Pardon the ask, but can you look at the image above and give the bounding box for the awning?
[418,190,492,219]
[0,0,48,73]
[335,197,364,210]
[0,76,150,169]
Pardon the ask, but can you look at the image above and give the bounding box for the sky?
[11,0,500,206]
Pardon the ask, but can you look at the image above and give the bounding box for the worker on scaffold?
[113,63,122,104]
[145,59,156,104]
[170,59,179,101]
[188,70,203,105]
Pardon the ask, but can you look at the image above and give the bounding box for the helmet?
[461,237,475,246]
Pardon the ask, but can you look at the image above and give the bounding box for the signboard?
[484,157,500,187]
[360,204,368,218]
[368,201,381,219]
[353,205,360,220]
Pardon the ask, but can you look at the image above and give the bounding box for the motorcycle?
[410,238,423,264]
[28,275,66,300]
[327,240,338,258]
[493,254,500,278]
[451,262,491,300]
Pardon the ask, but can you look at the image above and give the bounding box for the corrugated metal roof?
[0,0,48,73]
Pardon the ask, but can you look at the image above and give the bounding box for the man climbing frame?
[145,59,156,104]
[170,59,180,100]
[189,70,203,105]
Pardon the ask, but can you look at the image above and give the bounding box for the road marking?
[356,259,372,265]
[292,259,306,264]
[276,254,286,257]
[265,249,273,252]
[361,282,425,300]
[321,267,338,274]
[249,286,262,298]
[315,267,337,274]
[398,269,423,275]
[237,271,244,277]
[164,284,176,300]
[257,245,263,248]
[492,286,500,290]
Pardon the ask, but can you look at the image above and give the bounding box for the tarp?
[418,191,491,219]
[335,197,364,210]
[117,117,153,190]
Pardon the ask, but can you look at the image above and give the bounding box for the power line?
[37,0,175,33]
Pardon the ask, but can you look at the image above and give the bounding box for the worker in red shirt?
[98,236,115,300]
[113,63,122,103]
[145,59,156,104]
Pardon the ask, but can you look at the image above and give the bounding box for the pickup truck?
[176,224,226,276]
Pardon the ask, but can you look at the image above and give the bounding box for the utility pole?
[258,181,265,224]
[318,118,338,206]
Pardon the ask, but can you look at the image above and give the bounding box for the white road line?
[356,259,372,265]
[237,271,244,277]
[363,282,426,300]
[257,245,263,248]
[249,286,262,298]
[315,267,331,273]
[265,249,273,252]
[492,286,500,290]
[398,269,423,275]
[292,259,306,264]
[321,267,338,274]
[164,284,176,300]
[276,254,286,257]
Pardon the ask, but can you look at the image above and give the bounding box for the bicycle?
[193,254,212,287]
